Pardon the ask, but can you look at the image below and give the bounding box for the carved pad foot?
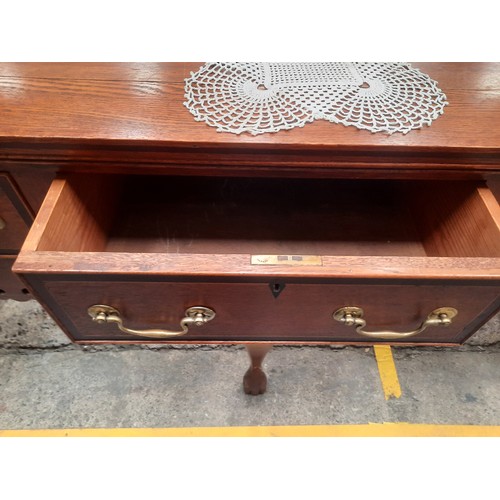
[243,367,268,395]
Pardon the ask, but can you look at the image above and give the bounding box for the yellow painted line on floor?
[374,345,402,400]
[1,423,500,437]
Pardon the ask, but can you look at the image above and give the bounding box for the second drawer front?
[0,174,32,253]
[36,280,499,344]
[0,256,31,300]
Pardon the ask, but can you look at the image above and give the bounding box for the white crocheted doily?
[184,62,448,135]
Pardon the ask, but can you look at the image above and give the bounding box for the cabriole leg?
[243,343,273,395]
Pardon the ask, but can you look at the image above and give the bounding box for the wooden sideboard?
[1,63,499,394]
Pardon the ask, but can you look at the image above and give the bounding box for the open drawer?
[13,174,500,345]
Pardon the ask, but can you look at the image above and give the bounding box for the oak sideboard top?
[0,62,499,172]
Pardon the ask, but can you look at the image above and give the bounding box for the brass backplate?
[333,307,364,321]
[251,255,323,266]
[428,307,458,320]
[185,306,216,322]
[88,304,119,319]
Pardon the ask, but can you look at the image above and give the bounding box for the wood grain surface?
[0,173,33,252]
[0,256,31,300]
[1,63,500,173]
[25,279,500,344]
[14,174,500,281]
[3,63,499,346]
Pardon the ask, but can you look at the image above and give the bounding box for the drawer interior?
[33,175,500,259]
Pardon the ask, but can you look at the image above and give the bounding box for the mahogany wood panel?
[15,252,500,281]
[1,63,500,174]
[104,177,427,257]
[23,279,500,345]
[35,176,120,252]
[488,177,500,201]
[0,173,33,252]
[407,182,500,257]
[0,256,31,301]
[3,164,56,214]
[0,63,197,82]
[1,62,499,88]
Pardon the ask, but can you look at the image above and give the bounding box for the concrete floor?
[0,299,499,429]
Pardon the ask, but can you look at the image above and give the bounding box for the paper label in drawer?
[251,255,323,266]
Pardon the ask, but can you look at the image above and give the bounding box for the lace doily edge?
[183,100,449,136]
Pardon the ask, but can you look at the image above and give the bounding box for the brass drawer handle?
[88,305,216,338]
[0,216,5,230]
[332,306,458,340]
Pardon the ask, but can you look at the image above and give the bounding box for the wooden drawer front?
[30,280,499,345]
[0,174,33,253]
[13,174,500,344]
